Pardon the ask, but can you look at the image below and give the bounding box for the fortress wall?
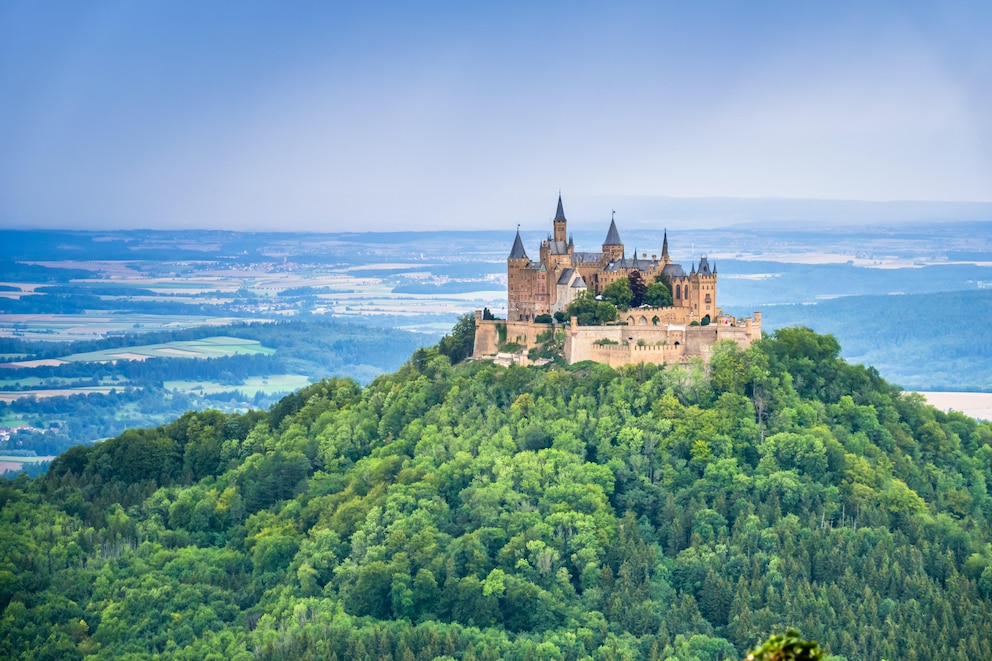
[622,306,692,326]
[583,341,688,368]
[473,314,555,357]
[476,309,762,367]
[564,325,624,363]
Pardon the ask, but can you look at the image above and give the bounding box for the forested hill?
[3,329,992,660]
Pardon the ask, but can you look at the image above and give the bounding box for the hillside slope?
[2,329,992,660]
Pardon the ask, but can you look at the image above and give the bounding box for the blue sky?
[1,1,990,231]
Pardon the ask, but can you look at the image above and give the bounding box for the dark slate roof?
[554,195,566,222]
[508,230,527,259]
[573,251,602,263]
[605,257,660,271]
[556,268,575,285]
[698,256,712,275]
[603,219,623,246]
[547,240,570,255]
[662,263,685,278]
[572,275,587,288]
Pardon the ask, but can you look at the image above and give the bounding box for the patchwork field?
[1,336,275,368]
[0,387,124,402]
[0,454,56,475]
[164,374,312,396]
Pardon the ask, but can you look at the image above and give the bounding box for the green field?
[59,336,275,363]
[0,454,55,464]
[0,375,128,388]
[164,374,311,396]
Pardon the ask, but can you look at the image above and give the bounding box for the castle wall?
[473,314,554,357]
[475,310,761,368]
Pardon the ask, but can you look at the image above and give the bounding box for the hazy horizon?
[2,1,990,232]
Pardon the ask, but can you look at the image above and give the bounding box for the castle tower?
[507,229,530,321]
[602,213,624,262]
[687,256,718,321]
[553,194,567,244]
[661,230,670,264]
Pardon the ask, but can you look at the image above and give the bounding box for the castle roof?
[556,268,575,285]
[572,275,587,288]
[546,239,570,255]
[554,194,566,222]
[603,219,623,246]
[662,263,685,278]
[605,257,660,271]
[698,256,712,275]
[573,251,602,263]
[508,230,528,259]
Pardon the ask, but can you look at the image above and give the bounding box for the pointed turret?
[603,218,623,246]
[508,230,528,260]
[662,230,669,261]
[553,194,567,243]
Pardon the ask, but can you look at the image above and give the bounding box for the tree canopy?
[2,327,992,660]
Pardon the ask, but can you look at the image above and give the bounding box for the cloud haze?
[1,1,990,231]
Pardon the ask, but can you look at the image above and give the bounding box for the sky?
[1,1,990,231]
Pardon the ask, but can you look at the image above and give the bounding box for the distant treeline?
[0,259,95,283]
[0,293,233,316]
[752,289,992,391]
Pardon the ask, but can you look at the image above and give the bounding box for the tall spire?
[508,227,527,260]
[662,229,669,260]
[554,193,566,222]
[603,218,622,246]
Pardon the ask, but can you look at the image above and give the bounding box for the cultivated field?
[164,374,311,397]
[1,336,275,368]
[920,392,992,421]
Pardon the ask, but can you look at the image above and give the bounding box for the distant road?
[919,392,992,421]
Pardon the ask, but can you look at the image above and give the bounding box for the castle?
[507,194,719,322]
[474,195,761,367]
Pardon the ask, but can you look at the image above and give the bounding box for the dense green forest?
[2,328,992,659]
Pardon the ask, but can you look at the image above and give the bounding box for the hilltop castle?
[507,194,719,323]
[474,195,761,367]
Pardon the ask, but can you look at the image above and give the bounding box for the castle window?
[705,294,711,303]
[675,284,681,299]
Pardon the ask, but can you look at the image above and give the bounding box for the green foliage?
[645,281,673,307]
[3,326,992,660]
[602,278,633,311]
[565,291,619,326]
[437,313,476,364]
[533,314,554,324]
[628,271,648,308]
[746,629,824,660]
